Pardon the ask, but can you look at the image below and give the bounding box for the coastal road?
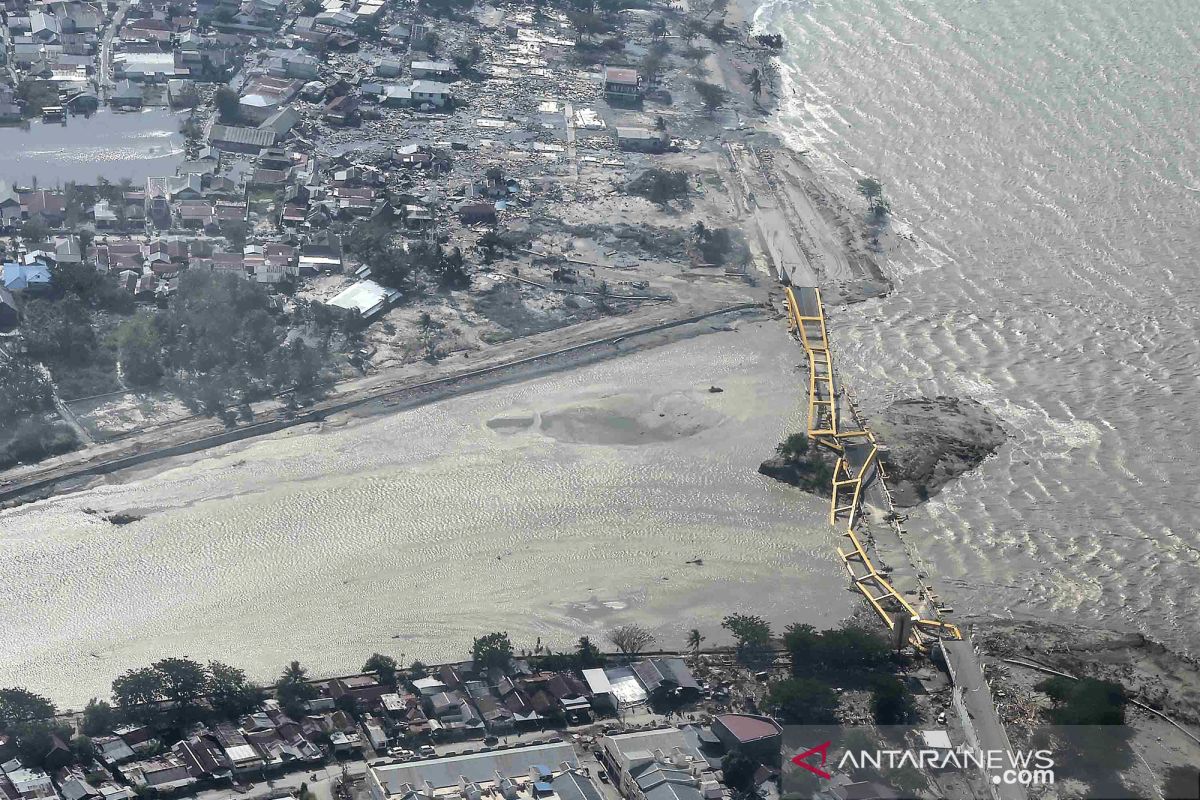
[0,299,763,503]
[726,143,818,287]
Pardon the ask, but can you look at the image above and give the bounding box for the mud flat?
[872,396,1009,507]
[0,321,855,707]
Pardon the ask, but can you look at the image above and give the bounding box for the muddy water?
[0,324,850,706]
[760,0,1200,650]
[0,109,185,186]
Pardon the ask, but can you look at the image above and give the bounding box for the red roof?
[716,713,782,743]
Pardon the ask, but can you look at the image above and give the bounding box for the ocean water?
[758,0,1200,648]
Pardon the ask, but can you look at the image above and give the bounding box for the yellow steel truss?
[783,285,962,648]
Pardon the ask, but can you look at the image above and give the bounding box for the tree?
[472,632,514,671]
[363,654,398,686]
[782,623,820,673]
[408,661,430,680]
[81,698,115,736]
[478,230,503,264]
[869,675,916,725]
[208,662,263,719]
[452,44,483,77]
[686,629,705,657]
[693,80,729,112]
[640,40,670,88]
[749,68,762,101]
[276,661,317,718]
[648,16,667,39]
[607,624,655,660]
[20,216,50,245]
[111,668,165,719]
[21,296,97,364]
[856,177,889,218]
[721,750,758,792]
[627,169,690,207]
[214,87,240,123]
[111,314,164,386]
[71,734,96,764]
[0,688,56,730]
[567,11,610,42]
[153,657,210,718]
[818,628,889,674]
[766,678,838,724]
[722,614,772,661]
[699,0,728,21]
[576,637,604,669]
[775,433,809,461]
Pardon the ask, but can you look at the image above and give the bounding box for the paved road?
[98,0,132,101]
[943,639,1027,800]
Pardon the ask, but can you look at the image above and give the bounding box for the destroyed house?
[615,127,666,153]
[209,124,278,153]
[602,66,641,101]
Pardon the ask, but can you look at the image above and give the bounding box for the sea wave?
[759,0,1200,653]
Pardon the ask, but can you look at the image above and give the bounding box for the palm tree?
[687,629,705,658]
[280,661,307,685]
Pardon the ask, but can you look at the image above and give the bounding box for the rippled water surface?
[760,0,1200,647]
[0,109,185,185]
[0,326,852,705]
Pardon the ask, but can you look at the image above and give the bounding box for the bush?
[627,169,690,206]
[1037,676,1126,726]
[0,418,79,469]
[869,675,916,724]
[766,677,838,724]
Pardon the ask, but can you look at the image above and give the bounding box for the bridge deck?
[783,286,961,648]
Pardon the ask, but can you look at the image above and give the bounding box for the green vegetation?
[214,86,240,123]
[1036,676,1133,792]
[0,359,79,469]
[472,632,515,670]
[869,674,917,724]
[776,432,809,460]
[783,624,891,683]
[343,218,470,290]
[0,688,56,728]
[81,698,116,736]
[764,433,835,494]
[363,653,399,685]
[765,677,838,724]
[721,613,772,664]
[1037,676,1126,725]
[693,80,729,111]
[16,80,60,116]
[110,271,338,418]
[110,657,261,725]
[720,750,759,793]
[276,660,318,719]
[111,658,262,725]
[857,177,890,218]
[691,221,739,265]
[627,168,690,207]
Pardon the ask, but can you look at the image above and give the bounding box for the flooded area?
[0,323,852,706]
[0,109,185,186]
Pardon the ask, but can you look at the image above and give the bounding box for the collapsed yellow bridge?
[784,286,961,650]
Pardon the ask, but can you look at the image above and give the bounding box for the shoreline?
[0,300,763,506]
